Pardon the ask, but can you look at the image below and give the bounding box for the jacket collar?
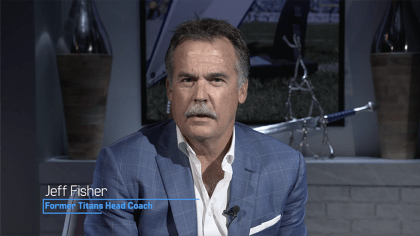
[155,120,260,236]
[228,123,261,236]
[155,120,198,236]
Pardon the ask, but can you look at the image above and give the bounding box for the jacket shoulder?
[235,122,299,155]
[106,119,173,157]
[235,122,304,171]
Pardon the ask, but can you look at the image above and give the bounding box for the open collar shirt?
[176,125,235,236]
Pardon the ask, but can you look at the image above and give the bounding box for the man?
[85,18,307,236]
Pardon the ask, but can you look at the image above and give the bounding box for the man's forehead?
[174,37,235,56]
[171,37,238,82]
[179,36,233,48]
[173,38,234,62]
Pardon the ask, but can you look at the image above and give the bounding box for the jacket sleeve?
[278,152,308,236]
[84,147,138,236]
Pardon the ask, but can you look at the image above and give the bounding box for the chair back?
[62,185,89,236]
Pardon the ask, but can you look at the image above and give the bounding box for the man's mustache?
[184,103,217,119]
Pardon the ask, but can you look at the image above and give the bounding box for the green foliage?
[239,22,277,48]
[236,71,339,123]
[146,80,168,121]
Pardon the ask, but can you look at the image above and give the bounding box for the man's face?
[166,37,248,142]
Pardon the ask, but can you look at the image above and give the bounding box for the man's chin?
[184,127,214,141]
[191,135,209,142]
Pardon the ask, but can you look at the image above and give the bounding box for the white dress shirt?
[176,126,235,236]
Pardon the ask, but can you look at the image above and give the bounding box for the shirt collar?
[176,125,235,164]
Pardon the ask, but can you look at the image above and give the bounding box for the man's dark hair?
[165,18,250,89]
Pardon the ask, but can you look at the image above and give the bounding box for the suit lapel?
[155,120,198,236]
[228,123,261,236]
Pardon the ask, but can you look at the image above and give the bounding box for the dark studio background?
[1,0,420,235]
[143,0,344,125]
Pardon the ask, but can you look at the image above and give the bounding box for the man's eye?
[213,78,223,83]
[182,78,192,83]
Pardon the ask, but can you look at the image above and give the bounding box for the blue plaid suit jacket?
[84,119,307,236]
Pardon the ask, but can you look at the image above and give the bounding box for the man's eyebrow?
[177,71,229,79]
[206,72,228,79]
[177,72,197,78]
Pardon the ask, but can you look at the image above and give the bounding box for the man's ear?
[166,78,173,102]
[238,79,248,104]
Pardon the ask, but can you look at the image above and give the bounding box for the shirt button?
[208,211,212,216]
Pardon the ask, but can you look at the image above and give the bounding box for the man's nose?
[193,78,208,102]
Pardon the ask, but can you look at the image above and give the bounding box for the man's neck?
[185,132,232,167]
[187,134,232,197]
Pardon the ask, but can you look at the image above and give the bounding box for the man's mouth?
[194,114,209,118]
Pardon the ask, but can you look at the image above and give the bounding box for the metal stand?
[282,34,334,158]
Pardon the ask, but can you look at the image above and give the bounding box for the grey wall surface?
[35,0,65,162]
[37,1,145,160]
[345,1,386,157]
[346,0,420,157]
[61,0,142,148]
[305,157,420,235]
[36,0,142,161]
